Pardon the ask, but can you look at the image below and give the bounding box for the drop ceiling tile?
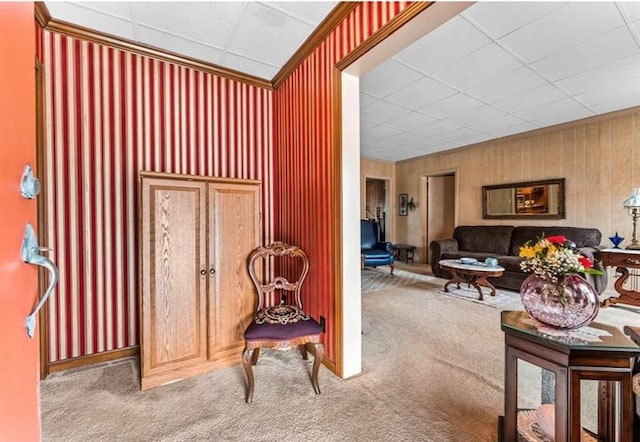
[385,76,457,110]
[532,26,639,81]
[439,127,491,145]
[461,2,567,39]
[412,119,465,138]
[359,93,378,109]
[71,2,133,18]
[431,43,523,91]
[262,2,336,25]
[384,112,438,132]
[630,20,640,44]
[447,104,509,127]
[131,2,246,49]
[494,84,568,113]
[219,52,278,80]
[489,121,540,139]
[360,100,412,125]
[136,25,225,65]
[366,124,405,142]
[360,60,423,98]
[393,16,492,74]
[575,78,640,110]
[499,3,625,63]
[617,2,640,23]
[419,93,486,119]
[480,114,535,134]
[228,2,315,67]
[555,54,640,95]
[515,98,593,127]
[45,2,136,40]
[467,67,548,103]
[590,95,640,114]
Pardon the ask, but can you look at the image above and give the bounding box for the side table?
[500,311,640,442]
[391,243,416,263]
[596,248,640,307]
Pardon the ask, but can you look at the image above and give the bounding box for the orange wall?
[273,2,411,364]
[0,3,40,440]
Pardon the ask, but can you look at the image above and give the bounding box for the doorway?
[364,177,389,241]
[425,173,456,264]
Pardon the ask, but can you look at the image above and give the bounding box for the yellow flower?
[519,246,537,259]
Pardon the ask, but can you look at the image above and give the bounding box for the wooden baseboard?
[46,346,140,376]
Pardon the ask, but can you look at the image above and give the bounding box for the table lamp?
[623,187,640,249]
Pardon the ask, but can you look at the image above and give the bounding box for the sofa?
[430,225,607,294]
[361,219,394,274]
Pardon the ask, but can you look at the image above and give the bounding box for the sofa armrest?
[380,241,393,254]
[430,238,459,277]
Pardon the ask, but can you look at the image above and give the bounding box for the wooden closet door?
[140,176,207,390]
[207,182,261,361]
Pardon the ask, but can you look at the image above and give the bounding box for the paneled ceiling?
[45,2,640,162]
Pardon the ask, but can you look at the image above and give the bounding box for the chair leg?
[251,347,261,365]
[242,347,256,403]
[299,344,308,360]
[306,342,324,395]
[390,264,394,275]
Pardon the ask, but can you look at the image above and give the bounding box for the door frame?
[421,169,458,264]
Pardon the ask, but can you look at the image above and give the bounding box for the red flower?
[578,256,593,269]
[546,235,567,244]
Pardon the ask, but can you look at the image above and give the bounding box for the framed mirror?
[482,178,565,219]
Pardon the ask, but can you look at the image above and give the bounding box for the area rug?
[362,267,521,309]
[430,282,521,309]
[361,267,439,293]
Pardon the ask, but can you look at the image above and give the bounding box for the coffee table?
[439,259,505,300]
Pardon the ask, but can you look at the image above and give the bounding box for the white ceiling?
[45,1,338,79]
[45,2,640,163]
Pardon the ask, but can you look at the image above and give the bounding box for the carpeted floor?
[40,277,640,442]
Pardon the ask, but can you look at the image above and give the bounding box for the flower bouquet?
[518,235,603,329]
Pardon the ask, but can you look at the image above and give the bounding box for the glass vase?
[520,273,600,329]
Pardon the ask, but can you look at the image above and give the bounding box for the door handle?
[21,223,60,338]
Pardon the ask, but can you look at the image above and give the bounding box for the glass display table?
[500,310,640,442]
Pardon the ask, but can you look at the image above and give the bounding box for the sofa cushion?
[453,225,514,255]
[497,256,523,273]
[508,226,602,256]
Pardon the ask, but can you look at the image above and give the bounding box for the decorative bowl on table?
[459,257,477,265]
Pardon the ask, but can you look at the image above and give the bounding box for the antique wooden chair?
[242,242,324,403]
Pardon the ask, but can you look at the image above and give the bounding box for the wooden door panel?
[208,183,261,359]
[141,177,207,387]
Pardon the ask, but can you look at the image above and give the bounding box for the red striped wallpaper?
[38,1,411,367]
[41,31,273,363]
[274,2,410,363]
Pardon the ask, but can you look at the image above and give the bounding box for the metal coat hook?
[21,223,59,338]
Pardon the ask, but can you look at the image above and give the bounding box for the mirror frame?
[482,178,566,220]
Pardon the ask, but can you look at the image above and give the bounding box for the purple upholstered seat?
[245,318,322,341]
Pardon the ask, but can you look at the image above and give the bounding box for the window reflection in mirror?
[482,179,565,219]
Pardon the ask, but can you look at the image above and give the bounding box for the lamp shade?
[623,188,640,209]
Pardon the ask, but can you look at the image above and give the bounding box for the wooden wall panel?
[394,108,640,265]
[41,31,273,363]
[273,2,411,364]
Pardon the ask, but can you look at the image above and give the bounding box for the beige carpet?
[40,281,640,442]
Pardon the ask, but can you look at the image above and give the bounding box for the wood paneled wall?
[39,30,273,363]
[273,1,410,365]
[395,108,640,263]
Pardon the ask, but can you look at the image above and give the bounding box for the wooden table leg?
[473,275,497,300]
[444,269,467,292]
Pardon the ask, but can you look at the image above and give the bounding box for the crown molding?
[37,4,272,90]
[272,2,359,89]
[34,2,51,28]
[336,2,435,72]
